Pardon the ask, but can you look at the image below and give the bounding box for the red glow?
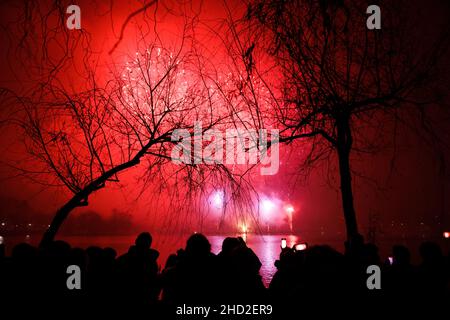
[0,0,448,241]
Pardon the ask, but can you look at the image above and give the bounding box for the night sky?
[0,0,449,240]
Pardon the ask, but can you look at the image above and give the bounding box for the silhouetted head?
[164,253,178,269]
[392,245,410,266]
[86,246,103,266]
[231,245,262,274]
[344,233,364,255]
[361,243,380,265]
[135,232,152,249]
[12,242,37,260]
[221,237,240,256]
[278,246,297,269]
[307,245,342,266]
[103,247,117,260]
[419,241,442,264]
[186,233,211,257]
[45,240,71,258]
[69,248,87,268]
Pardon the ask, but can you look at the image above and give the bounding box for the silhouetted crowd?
[0,232,449,316]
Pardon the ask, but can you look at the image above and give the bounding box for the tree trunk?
[39,151,144,248]
[39,194,85,248]
[336,113,360,242]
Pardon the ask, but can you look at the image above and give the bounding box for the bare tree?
[1,0,294,247]
[225,0,450,242]
[0,0,261,245]
[15,42,230,246]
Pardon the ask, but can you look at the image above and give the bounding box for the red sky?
[0,0,449,238]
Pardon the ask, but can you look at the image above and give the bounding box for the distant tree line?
[0,197,136,235]
[60,210,136,236]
